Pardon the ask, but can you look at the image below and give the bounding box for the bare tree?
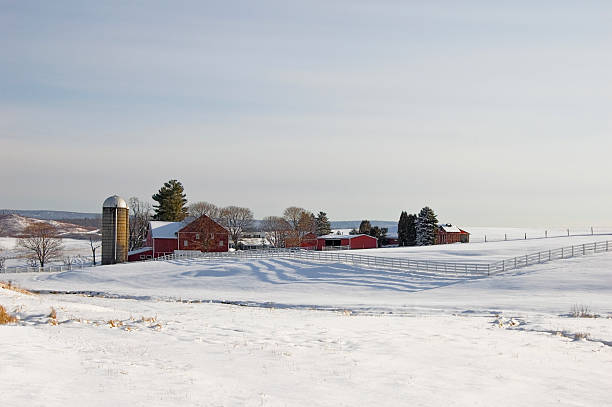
[17,223,63,267]
[219,206,254,249]
[283,207,306,231]
[128,197,153,251]
[261,216,291,248]
[283,206,315,246]
[0,220,5,268]
[298,211,316,236]
[189,201,220,220]
[0,238,5,270]
[89,235,101,265]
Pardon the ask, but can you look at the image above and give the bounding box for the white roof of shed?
[438,224,463,233]
[150,221,184,239]
[128,246,152,255]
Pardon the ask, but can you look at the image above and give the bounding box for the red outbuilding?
[316,234,378,250]
[300,232,318,250]
[128,215,229,261]
[435,224,470,244]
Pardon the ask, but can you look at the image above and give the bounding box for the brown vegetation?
[0,281,35,296]
[48,307,58,325]
[0,305,18,324]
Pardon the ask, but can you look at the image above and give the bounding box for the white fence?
[153,240,612,276]
[488,240,612,274]
[0,262,93,273]
[3,240,611,277]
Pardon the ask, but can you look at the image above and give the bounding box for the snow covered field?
[355,233,612,264]
[2,239,612,406]
[0,237,94,266]
[458,226,612,243]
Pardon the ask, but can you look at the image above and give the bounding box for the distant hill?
[0,214,99,239]
[0,209,100,220]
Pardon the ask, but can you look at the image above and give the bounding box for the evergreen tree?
[368,226,388,247]
[416,207,438,246]
[398,211,409,246]
[315,211,332,236]
[358,220,372,235]
[406,213,417,246]
[152,179,189,221]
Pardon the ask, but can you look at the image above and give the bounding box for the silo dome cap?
[103,195,128,209]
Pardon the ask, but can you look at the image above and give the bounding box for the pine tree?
[406,213,417,246]
[152,179,189,221]
[358,220,372,235]
[415,207,438,246]
[315,211,332,236]
[398,211,409,246]
[369,226,388,247]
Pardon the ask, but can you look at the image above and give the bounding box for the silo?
[102,195,129,265]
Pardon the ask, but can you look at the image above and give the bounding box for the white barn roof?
[149,221,184,239]
[438,224,464,233]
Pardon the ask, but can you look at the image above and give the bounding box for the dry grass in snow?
[0,305,18,324]
[0,281,35,296]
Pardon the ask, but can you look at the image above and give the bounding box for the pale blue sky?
[1,1,611,226]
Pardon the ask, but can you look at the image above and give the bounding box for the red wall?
[178,214,229,252]
[128,248,152,262]
[316,235,377,250]
[300,233,318,249]
[177,231,229,252]
[348,235,378,249]
[436,231,469,244]
[153,238,179,257]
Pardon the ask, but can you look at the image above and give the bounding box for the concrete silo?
[102,195,129,265]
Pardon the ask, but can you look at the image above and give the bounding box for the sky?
[1,0,611,227]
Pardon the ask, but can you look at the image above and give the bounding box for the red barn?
[128,215,229,261]
[316,234,378,250]
[435,224,470,245]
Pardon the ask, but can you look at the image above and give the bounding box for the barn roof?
[318,233,377,240]
[438,224,468,233]
[128,246,152,256]
[149,221,185,239]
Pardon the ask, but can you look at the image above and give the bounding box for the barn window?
[196,234,200,240]
[219,241,224,247]
[184,240,188,247]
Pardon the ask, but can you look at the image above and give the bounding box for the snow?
[0,237,95,266]
[1,237,612,406]
[0,213,96,237]
[352,233,612,263]
[438,224,463,233]
[127,246,152,255]
[149,221,184,239]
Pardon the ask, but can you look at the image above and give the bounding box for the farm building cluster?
[126,216,470,261]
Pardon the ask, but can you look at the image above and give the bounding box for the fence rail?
[488,240,611,274]
[0,262,92,273]
[2,240,611,277]
[156,240,612,276]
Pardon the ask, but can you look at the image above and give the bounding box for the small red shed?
[316,234,378,251]
[435,224,470,245]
